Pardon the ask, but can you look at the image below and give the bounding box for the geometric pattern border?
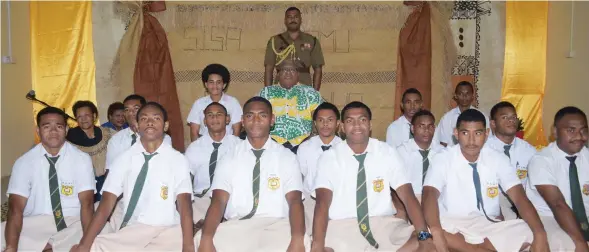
[175,70,396,84]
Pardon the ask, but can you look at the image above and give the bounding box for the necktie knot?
[354,153,367,165]
[131,133,138,145]
[143,152,158,162]
[321,145,331,151]
[503,144,512,158]
[212,142,222,149]
[45,154,60,164]
[566,156,577,163]
[469,162,477,170]
[419,149,429,159]
[252,149,265,159]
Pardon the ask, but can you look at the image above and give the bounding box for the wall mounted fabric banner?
[502,1,548,147]
[30,1,96,126]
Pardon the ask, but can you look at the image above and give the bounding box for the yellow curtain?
[502,1,548,147]
[30,1,96,129]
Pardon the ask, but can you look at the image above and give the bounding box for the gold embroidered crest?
[516,169,528,180]
[55,209,62,218]
[486,186,499,198]
[372,179,384,193]
[160,185,168,200]
[582,184,589,196]
[268,177,280,190]
[360,223,368,233]
[581,222,588,231]
[60,184,74,196]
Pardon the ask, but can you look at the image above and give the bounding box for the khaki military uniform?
[264,31,325,86]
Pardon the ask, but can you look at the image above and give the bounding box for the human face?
[109,109,126,129]
[454,121,489,161]
[554,114,588,155]
[75,107,96,130]
[454,85,474,107]
[137,105,169,142]
[278,62,299,89]
[124,99,142,125]
[314,109,339,138]
[402,93,423,119]
[342,108,371,145]
[411,115,435,145]
[204,104,230,134]
[284,10,301,31]
[491,107,518,137]
[37,113,67,151]
[242,101,275,139]
[205,74,225,96]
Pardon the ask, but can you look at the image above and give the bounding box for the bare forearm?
[391,190,406,214]
[422,187,442,230]
[402,193,427,231]
[313,67,322,90]
[201,202,224,239]
[177,195,194,248]
[311,200,330,246]
[79,194,116,247]
[80,203,95,234]
[5,213,23,249]
[552,203,586,243]
[289,201,306,240]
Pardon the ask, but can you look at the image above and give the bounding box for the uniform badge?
[582,184,589,196]
[55,209,62,218]
[516,169,528,180]
[302,43,312,50]
[581,222,588,231]
[160,185,169,200]
[268,176,281,190]
[486,186,499,198]
[360,223,368,233]
[373,179,384,193]
[60,183,74,196]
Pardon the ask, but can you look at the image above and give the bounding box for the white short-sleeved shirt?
[526,143,589,217]
[296,135,342,196]
[211,138,303,220]
[184,133,241,197]
[186,93,243,136]
[435,106,490,147]
[386,115,412,148]
[486,135,537,184]
[7,142,95,217]
[313,138,411,220]
[396,139,445,195]
[102,142,193,227]
[424,145,521,219]
[105,127,172,169]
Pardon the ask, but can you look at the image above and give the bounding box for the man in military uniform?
[264,7,325,91]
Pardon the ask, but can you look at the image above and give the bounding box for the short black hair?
[204,102,228,115]
[136,101,168,122]
[202,64,230,91]
[72,100,98,117]
[107,102,125,116]
[285,7,301,14]
[554,106,587,126]
[36,106,67,126]
[341,101,372,121]
[411,109,435,125]
[313,102,340,121]
[243,96,272,112]
[490,101,516,120]
[402,88,422,102]
[455,81,474,93]
[123,94,147,105]
[456,109,486,129]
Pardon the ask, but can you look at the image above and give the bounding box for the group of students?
[1,69,588,251]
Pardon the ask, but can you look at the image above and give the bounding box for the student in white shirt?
[72,102,194,252]
[435,81,489,147]
[396,110,444,201]
[1,107,95,252]
[296,102,342,234]
[526,106,589,250]
[311,101,434,252]
[487,101,537,220]
[187,64,243,141]
[185,102,241,223]
[422,109,549,252]
[196,96,307,252]
[386,88,423,148]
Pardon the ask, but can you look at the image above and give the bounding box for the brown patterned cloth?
[134,1,185,152]
[68,127,115,177]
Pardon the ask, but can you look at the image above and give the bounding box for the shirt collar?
[398,115,410,124]
[488,134,516,148]
[551,142,580,158]
[342,138,375,156]
[245,136,273,151]
[202,131,229,145]
[132,139,169,155]
[316,135,342,146]
[39,141,68,158]
[453,144,481,164]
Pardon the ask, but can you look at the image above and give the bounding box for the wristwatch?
[417,230,433,241]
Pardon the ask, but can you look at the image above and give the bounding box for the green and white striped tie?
[240,149,264,220]
[196,142,222,197]
[354,153,379,248]
[120,152,158,229]
[45,154,67,231]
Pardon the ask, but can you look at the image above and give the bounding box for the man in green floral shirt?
[259,59,323,153]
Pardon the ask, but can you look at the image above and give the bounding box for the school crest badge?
[160,185,168,200]
[373,179,384,193]
[54,209,62,218]
[581,222,588,231]
[582,184,589,196]
[486,186,499,198]
[60,183,74,196]
[516,169,528,180]
[360,223,368,233]
[268,177,280,190]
